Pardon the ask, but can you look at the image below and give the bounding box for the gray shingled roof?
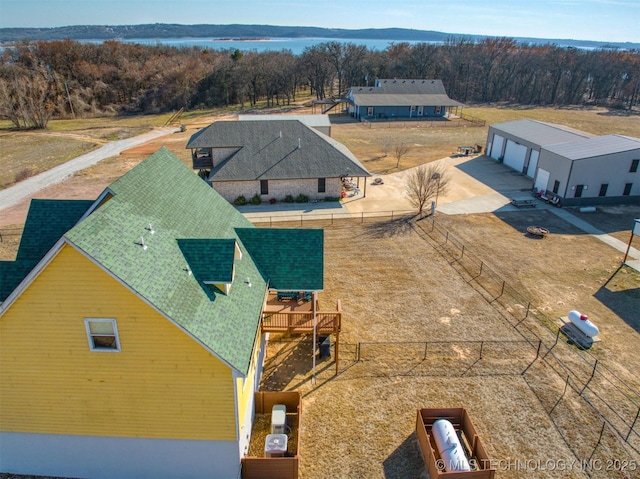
[186,120,370,181]
[544,134,640,160]
[349,79,463,107]
[491,119,593,146]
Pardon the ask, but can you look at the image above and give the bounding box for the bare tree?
[380,136,393,157]
[406,163,449,215]
[394,142,411,168]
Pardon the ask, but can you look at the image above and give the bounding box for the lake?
[82,37,435,54]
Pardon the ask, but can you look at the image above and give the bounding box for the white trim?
[80,187,115,220]
[84,318,121,352]
[0,237,67,316]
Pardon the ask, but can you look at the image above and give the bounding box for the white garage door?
[526,150,539,178]
[503,140,527,173]
[490,134,504,160]
[534,168,550,194]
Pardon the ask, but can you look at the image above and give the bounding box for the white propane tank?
[568,310,599,337]
[432,419,471,472]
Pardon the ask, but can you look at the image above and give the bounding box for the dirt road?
[0,127,173,213]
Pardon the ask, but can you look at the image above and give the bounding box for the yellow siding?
[236,328,263,426]
[0,244,237,441]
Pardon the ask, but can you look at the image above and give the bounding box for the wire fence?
[0,227,23,243]
[244,209,416,226]
[413,216,640,465]
[361,116,485,129]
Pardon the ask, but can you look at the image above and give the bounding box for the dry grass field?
[259,214,640,479]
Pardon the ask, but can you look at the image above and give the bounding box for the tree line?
[0,38,638,129]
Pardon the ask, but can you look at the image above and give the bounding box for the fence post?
[580,359,598,396]
[479,341,484,360]
[460,245,465,259]
[550,375,570,414]
[536,340,542,359]
[357,342,361,361]
[423,342,428,360]
[587,421,607,464]
[300,215,303,227]
[479,261,483,277]
[525,302,531,319]
[626,407,640,441]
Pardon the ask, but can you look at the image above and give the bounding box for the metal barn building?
[486,119,640,207]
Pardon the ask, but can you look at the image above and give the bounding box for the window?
[367,107,374,116]
[318,178,326,193]
[631,159,639,173]
[623,183,633,196]
[574,185,584,198]
[553,180,560,194]
[85,318,120,352]
[599,184,608,197]
[260,180,268,195]
[435,106,442,114]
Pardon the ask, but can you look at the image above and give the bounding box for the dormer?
[178,239,242,296]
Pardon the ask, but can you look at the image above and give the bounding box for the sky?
[1,0,639,43]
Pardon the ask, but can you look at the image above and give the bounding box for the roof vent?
[138,236,147,250]
[146,223,155,234]
[298,138,301,149]
[279,130,282,138]
[245,277,252,287]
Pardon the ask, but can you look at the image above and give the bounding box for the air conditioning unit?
[264,433,287,458]
[271,404,286,434]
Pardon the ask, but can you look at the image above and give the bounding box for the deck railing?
[262,300,341,334]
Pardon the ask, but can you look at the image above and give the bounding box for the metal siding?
[0,245,237,441]
[0,432,240,479]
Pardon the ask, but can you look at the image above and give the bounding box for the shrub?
[324,196,340,202]
[295,194,309,203]
[250,194,261,205]
[15,168,34,182]
[233,195,247,205]
[283,195,295,203]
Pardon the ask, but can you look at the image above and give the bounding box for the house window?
[574,185,584,198]
[552,180,560,194]
[435,106,442,115]
[599,184,608,197]
[410,105,416,111]
[260,180,268,195]
[417,106,424,116]
[367,107,374,116]
[85,318,120,352]
[631,159,639,173]
[318,178,326,193]
[623,183,633,196]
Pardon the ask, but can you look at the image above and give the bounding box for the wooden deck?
[261,294,341,335]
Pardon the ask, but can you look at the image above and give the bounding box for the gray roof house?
[238,113,332,136]
[347,79,463,121]
[485,119,639,206]
[186,119,370,203]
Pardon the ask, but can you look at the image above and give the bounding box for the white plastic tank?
[432,419,471,472]
[568,310,599,337]
[271,404,287,434]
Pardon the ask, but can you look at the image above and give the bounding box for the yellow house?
[0,149,324,479]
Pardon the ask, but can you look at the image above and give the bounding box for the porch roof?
[236,228,323,291]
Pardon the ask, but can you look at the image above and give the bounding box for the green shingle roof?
[236,228,323,291]
[63,148,323,375]
[178,239,237,284]
[0,199,92,302]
